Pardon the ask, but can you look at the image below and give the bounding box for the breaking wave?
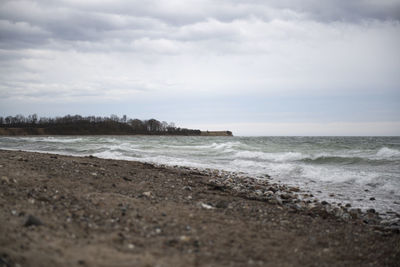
[0,135,399,215]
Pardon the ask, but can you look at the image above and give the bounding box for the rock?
[345,203,351,208]
[24,215,43,227]
[254,190,263,197]
[280,193,293,200]
[369,197,376,201]
[289,187,300,192]
[321,201,328,205]
[367,208,376,214]
[200,202,214,210]
[381,218,400,225]
[179,235,191,242]
[268,186,278,193]
[264,191,275,197]
[216,200,229,209]
[383,226,400,233]
[142,191,152,197]
[1,176,9,184]
[274,196,283,205]
[0,257,10,267]
[349,209,360,219]
[292,203,303,211]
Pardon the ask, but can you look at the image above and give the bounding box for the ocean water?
[1,136,399,216]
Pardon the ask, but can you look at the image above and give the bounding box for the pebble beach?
[0,149,399,266]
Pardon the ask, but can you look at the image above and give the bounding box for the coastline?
[0,149,399,266]
[0,128,233,137]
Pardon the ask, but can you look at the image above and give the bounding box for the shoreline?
[0,129,233,137]
[1,147,398,222]
[0,149,399,266]
[0,134,233,137]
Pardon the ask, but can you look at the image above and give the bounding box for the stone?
[1,176,9,184]
[142,191,151,197]
[216,200,229,209]
[24,215,43,227]
[381,218,400,225]
[0,257,10,267]
[369,197,376,201]
[289,187,300,192]
[179,235,191,242]
[264,191,275,197]
[349,209,359,219]
[200,202,214,210]
[275,196,283,205]
[280,193,292,200]
[254,190,263,196]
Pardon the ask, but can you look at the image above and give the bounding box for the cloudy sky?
[1,0,399,135]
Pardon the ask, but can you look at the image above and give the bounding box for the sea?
[1,136,399,217]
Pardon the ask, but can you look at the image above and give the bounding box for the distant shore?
[0,128,233,137]
[0,149,398,266]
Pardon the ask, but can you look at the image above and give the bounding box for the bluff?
[200,131,233,136]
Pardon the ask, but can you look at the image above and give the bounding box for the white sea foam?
[39,137,85,143]
[235,150,306,162]
[376,147,400,159]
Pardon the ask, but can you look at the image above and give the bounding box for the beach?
[0,149,399,266]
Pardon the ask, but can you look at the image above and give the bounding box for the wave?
[300,156,384,165]
[202,141,242,152]
[376,147,400,158]
[36,137,85,143]
[234,147,400,165]
[235,151,304,162]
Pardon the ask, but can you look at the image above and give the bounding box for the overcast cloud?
[0,0,399,135]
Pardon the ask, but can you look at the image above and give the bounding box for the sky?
[0,0,399,136]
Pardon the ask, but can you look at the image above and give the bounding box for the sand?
[0,149,399,266]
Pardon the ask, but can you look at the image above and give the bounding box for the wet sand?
[0,149,399,266]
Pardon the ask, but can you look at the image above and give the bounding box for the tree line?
[0,114,201,135]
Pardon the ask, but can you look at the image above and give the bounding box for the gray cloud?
[0,0,399,135]
[1,0,399,50]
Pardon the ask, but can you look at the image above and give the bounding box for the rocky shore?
[0,149,399,266]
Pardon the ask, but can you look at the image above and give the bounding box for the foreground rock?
[0,149,399,267]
